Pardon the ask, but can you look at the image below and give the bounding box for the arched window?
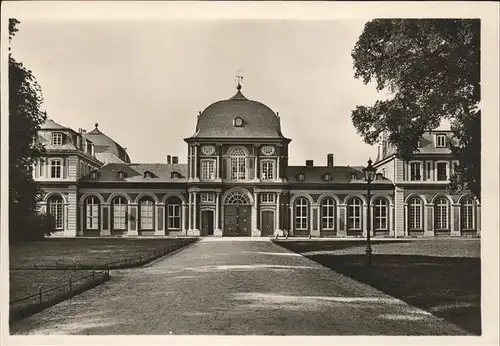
[85,196,100,230]
[435,197,449,230]
[295,197,309,230]
[228,147,247,180]
[347,197,362,230]
[408,197,422,230]
[112,196,128,230]
[225,190,251,205]
[48,195,64,230]
[373,197,389,230]
[461,197,475,230]
[166,196,182,230]
[321,198,335,230]
[140,198,155,230]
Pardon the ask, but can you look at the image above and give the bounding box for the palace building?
[34,84,481,238]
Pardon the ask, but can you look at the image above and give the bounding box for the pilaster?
[155,203,166,236]
[450,203,461,236]
[127,203,138,236]
[337,204,347,237]
[100,203,111,236]
[424,204,434,236]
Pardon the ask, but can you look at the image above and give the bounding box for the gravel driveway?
[10,238,469,335]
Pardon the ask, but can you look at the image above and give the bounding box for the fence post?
[69,277,72,293]
[38,286,42,305]
[73,262,76,270]
[92,269,95,281]
[139,255,142,264]
[34,263,37,270]
[124,258,127,266]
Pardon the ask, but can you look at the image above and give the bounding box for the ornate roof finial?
[95,123,99,129]
[235,74,243,91]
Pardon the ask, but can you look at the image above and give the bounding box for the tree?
[9,18,50,242]
[351,19,480,199]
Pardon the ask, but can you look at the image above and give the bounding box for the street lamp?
[362,158,377,266]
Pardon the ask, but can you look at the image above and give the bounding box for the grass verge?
[276,240,481,335]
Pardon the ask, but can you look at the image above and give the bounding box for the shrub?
[10,213,56,243]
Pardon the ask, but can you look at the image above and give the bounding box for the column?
[100,203,111,236]
[476,202,481,236]
[423,204,433,236]
[450,203,461,236]
[389,204,395,237]
[192,192,200,235]
[251,191,260,236]
[289,205,294,236]
[218,145,223,180]
[127,203,138,236]
[188,145,191,179]
[155,203,165,236]
[79,204,84,235]
[404,204,408,236]
[181,203,187,235]
[194,145,199,180]
[215,192,222,236]
[275,193,281,234]
[276,145,281,180]
[338,204,347,237]
[188,192,192,231]
[362,204,368,237]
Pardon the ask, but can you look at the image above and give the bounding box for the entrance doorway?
[261,210,275,236]
[201,210,214,236]
[223,189,252,236]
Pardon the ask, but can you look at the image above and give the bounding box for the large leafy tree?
[351,19,480,199]
[9,19,48,242]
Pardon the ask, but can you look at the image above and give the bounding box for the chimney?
[305,160,314,167]
[327,153,334,167]
[172,156,179,164]
[167,155,171,164]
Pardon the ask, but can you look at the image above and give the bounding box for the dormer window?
[52,132,63,145]
[296,173,305,181]
[436,134,446,148]
[89,170,99,179]
[171,171,181,179]
[233,117,244,127]
[323,173,332,181]
[117,171,126,179]
[144,171,154,179]
[348,173,357,181]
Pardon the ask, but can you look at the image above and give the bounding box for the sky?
[10,19,386,166]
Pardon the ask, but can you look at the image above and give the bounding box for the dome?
[85,124,131,163]
[190,86,285,139]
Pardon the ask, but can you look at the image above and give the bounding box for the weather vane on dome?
[235,75,243,90]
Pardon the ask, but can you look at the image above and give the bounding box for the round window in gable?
[234,117,244,127]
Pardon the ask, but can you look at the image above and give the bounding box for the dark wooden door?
[201,210,214,236]
[261,210,274,236]
[224,205,251,236]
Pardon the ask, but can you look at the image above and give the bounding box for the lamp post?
[362,158,377,266]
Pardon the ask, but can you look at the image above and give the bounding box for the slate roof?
[376,130,456,164]
[80,163,188,183]
[84,125,131,163]
[189,87,285,139]
[40,118,70,130]
[286,166,394,184]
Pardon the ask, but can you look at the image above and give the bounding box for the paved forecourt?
[11,238,469,335]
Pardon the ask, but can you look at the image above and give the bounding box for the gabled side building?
[33,85,480,238]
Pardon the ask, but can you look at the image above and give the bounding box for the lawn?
[275,239,481,335]
[9,238,197,269]
[10,269,95,302]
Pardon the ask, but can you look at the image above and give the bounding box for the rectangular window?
[49,201,63,229]
[437,162,448,181]
[52,133,63,145]
[261,193,275,203]
[86,205,99,229]
[167,205,181,229]
[410,162,421,181]
[200,192,215,203]
[230,157,246,180]
[113,204,127,230]
[436,134,446,148]
[295,205,308,230]
[50,159,62,178]
[140,202,154,229]
[321,204,335,230]
[201,160,215,180]
[374,204,388,230]
[261,160,275,180]
[348,204,361,230]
